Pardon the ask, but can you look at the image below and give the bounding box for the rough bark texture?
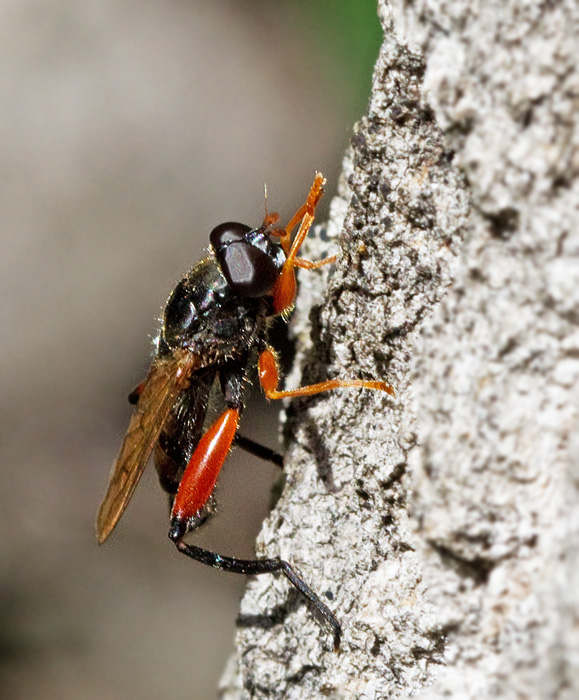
[221,0,578,697]
[220,3,468,697]
[398,1,579,699]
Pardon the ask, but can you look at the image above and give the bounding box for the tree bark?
[220,0,578,697]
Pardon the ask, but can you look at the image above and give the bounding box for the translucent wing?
[96,350,200,544]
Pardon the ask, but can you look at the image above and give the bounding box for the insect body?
[96,174,393,650]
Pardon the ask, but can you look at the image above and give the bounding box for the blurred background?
[0,1,381,697]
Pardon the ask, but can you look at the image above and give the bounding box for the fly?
[96,173,394,650]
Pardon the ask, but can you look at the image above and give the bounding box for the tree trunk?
[220,0,578,697]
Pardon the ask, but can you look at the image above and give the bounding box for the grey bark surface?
[221,0,577,697]
[397,1,579,699]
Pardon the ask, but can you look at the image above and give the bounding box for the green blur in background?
[288,0,382,113]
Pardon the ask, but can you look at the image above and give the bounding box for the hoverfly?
[96,174,393,650]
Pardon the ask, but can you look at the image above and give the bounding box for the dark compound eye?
[210,222,281,298]
[210,222,252,249]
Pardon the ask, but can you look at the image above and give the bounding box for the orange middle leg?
[258,348,395,399]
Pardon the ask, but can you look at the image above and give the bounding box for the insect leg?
[258,347,395,398]
[234,434,284,468]
[169,407,240,529]
[293,255,337,270]
[270,172,325,255]
[271,173,327,315]
[171,538,341,651]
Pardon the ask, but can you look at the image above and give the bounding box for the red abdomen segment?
[171,408,239,523]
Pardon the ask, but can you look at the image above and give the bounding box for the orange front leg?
[293,255,337,270]
[170,408,239,536]
[271,172,326,255]
[258,348,395,399]
[271,173,329,316]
